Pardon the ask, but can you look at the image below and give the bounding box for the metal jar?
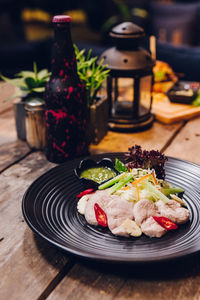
[25,98,46,150]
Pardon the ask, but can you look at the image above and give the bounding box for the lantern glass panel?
[110,77,135,118]
[117,78,134,102]
[139,75,152,117]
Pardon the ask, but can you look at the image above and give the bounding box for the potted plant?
[1,62,51,140]
[1,48,110,144]
[74,45,110,144]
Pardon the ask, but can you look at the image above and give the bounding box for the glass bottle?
[45,15,89,163]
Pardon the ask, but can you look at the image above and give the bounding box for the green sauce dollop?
[80,167,116,184]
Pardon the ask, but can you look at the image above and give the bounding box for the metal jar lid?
[98,21,154,75]
[110,22,145,39]
[25,98,45,112]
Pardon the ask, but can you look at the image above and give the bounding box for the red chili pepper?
[153,216,178,231]
[94,203,108,227]
[77,188,94,198]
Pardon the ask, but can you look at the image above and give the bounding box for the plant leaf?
[115,0,131,20]
[115,158,128,173]
[0,74,27,88]
[75,45,110,105]
[33,62,37,78]
[32,87,45,93]
[87,49,92,61]
[15,71,35,78]
[192,94,200,107]
[25,77,38,88]
[38,69,50,79]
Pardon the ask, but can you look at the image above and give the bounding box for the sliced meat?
[141,216,166,238]
[133,199,159,225]
[84,190,134,233]
[84,189,188,239]
[105,195,134,234]
[84,190,108,226]
[156,200,190,224]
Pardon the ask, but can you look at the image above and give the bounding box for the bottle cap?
[52,15,71,23]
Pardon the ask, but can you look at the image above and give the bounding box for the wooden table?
[1,84,200,300]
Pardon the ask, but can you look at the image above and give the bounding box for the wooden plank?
[164,116,200,165]
[0,82,16,115]
[114,273,200,300]
[0,152,70,300]
[0,140,30,172]
[0,109,17,146]
[47,264,125,300]
[0,109,31,172]
[47,256,200,300]
[90,121,184,154]
[112,256,200,300]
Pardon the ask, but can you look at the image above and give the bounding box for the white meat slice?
[156,199,190,224]
[105,195,134,233]
[133,199,159,226]
[141,216,166,238]
[77,195,89,215]
[84,190,108,226]
[85,190,134,236]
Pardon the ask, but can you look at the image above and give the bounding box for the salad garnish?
[124,145,168,179]
[77,188,94,198]
[94,203,108,227]
[77,146,189,238]
[153,216,178,231]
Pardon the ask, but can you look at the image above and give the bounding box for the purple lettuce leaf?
[124,145,168,179]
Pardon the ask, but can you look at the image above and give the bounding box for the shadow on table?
[32,230,200,280]
[78,253,200,280]
[23,230,69,271]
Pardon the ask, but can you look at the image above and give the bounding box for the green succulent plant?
[0,62,51,101]
[1,48,110,106]
[74,44,110,106]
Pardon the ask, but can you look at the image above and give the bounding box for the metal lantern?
[99,22,155,131]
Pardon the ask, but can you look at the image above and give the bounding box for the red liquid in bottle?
[45,15,89,163]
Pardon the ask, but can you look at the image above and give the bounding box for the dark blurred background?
[1,0,200,80]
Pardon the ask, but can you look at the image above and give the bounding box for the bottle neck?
[51,22,78,78]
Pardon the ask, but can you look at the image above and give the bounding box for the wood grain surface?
[0,84,200,300]
[0,151,72,300]
[0,82,16,115]
[0,140,30,172]
[0,109,16,146]
[90,121,184,154]
[164,117,200,165]
[47,256,200,300]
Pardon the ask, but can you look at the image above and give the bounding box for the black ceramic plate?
[22,153,200,263]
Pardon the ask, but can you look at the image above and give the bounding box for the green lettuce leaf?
[115,158,128,173]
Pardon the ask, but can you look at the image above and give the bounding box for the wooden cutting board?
[118,78,200,124]
[151,93,200,124]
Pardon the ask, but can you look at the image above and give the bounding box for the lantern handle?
[150,35,156,61]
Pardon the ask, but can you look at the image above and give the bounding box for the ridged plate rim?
[22,153,200,264]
